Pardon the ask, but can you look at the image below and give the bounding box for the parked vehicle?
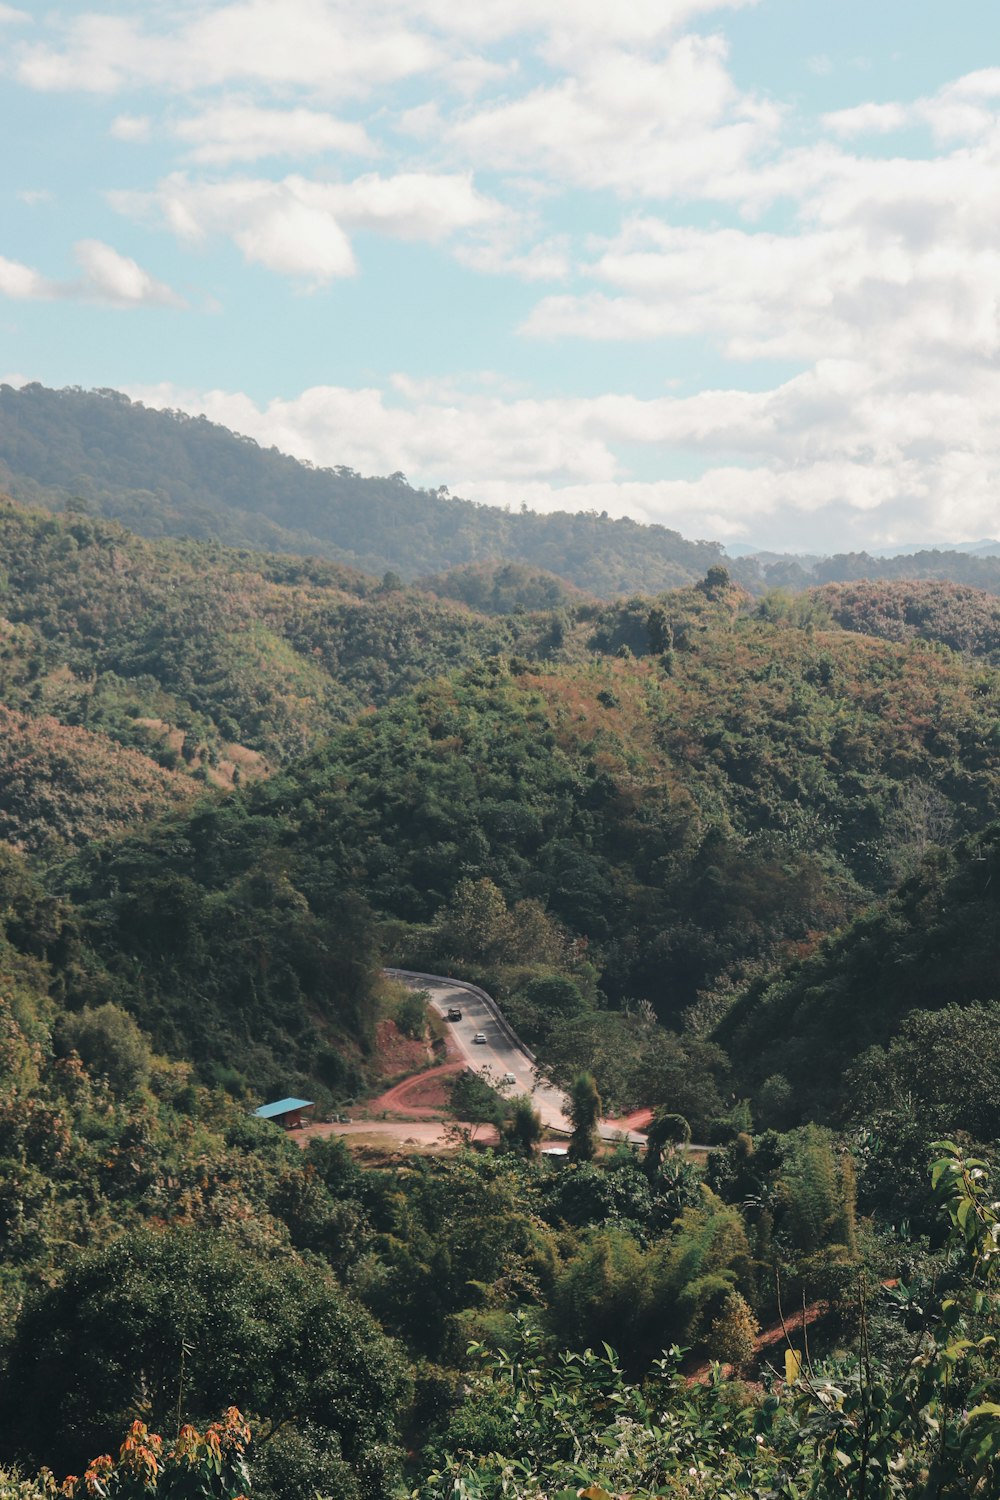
[501,1071,516,1085]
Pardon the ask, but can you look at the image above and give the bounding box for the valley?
[0,393,998,1500]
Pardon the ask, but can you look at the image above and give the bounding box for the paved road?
[385,968,645,1144]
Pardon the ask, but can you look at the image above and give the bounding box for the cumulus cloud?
[822,102,911,137]
[13,0,756,95]
[822,70,1000,144]
[125,359,1000,554]
[436,36,781,197]
[453,234,570,281]
[523,169,1000,364]
[172,103,376,164]
[14,2,439,96]
[109,113,151,141]
[72,239,186,306]
[0,256,51,300]
[0,241,184,306]
[111,170,503,283]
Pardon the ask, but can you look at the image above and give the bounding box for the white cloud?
[173,103,377,164]
[822,102,910,137]
[822,69,1000,145]
[439,36,781,197]
[454,234,570,281]
[329,171,501,239]
[16,188,52,206]
[0,241,184,306]
[72,239,185,307]
[12,0,756,96]
[419,0,760,70]
[524,195,1000,365]
[439,56,520,98]
[111,170,503,283]
[0,256,52,300]
[110,113,151,141]
[0,5,28,23]
[126,356,1000,554]
[15,3,439,96]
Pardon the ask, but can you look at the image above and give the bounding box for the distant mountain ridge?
[5,382,1000,598]
[0,384,722,596]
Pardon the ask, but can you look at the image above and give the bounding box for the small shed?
[254,1097,315,1131]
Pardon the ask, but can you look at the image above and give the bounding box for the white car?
[473,1032,487,1044]
[501,1071,517,1085]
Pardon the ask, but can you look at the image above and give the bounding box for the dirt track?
[368,1059,466,1116]
[300,1118,499,1148]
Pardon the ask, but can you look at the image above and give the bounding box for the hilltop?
[0,496,563,785]
[6,384,1000,601]
[0,384,721,594]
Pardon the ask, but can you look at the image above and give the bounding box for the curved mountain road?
[384,967,647,1144]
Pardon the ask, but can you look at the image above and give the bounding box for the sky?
[3,1,1000,554]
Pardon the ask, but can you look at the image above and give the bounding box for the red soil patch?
[373,1017,430,1080]
[618,1107,653,1133]
[370,1059,466,1116]
[685,1300,829,1385]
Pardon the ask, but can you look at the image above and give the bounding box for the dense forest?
[5,384,1000,601]
[813,578,1000,660]
[0,385,721,593]
[0,423,999,1499]
[0,497,572,811]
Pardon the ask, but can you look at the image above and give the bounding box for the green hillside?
[0,496,561,777]
[0,384,722,592]
[420,559,594,613]
[52,599,1000,1101]
[1,505,999,1499]
[718,826,1000,1125]
[811,577,1000,660]
[0,702,195,853]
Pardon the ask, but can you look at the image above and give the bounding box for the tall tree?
[568,1071,602,1164]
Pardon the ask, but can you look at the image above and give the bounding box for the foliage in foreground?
[7,1126,997,1500]
[418,1142,1000,1499]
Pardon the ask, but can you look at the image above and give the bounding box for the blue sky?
[3,0,1000,552]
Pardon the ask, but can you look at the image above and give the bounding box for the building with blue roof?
[253,1097,314,1130]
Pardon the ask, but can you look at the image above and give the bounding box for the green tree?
[0,1227,409,1500]
[645,606,672,654]
[447,1069,505,1138]
[55,1003,151,1096]
[568,1072,602,1164]
[503,1095,543,1157]
[643,1110,691,1181]
[776,1123,858,1258]
[848,1002,1000,1143]
[437,878,513,966]
[707,1290,759,1373]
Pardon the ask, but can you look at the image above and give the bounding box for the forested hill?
[0,496,565,781]
[57,607,1000,1103]
[0,384,722,593]
[718,826,1000,1129]
[810,578,1000,660]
